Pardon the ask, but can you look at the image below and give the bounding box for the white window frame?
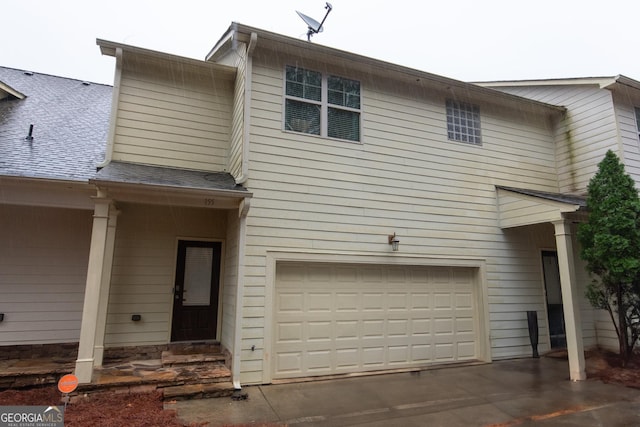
[446,99,482,145]
[284,65,361,143]
[634,107,640,140]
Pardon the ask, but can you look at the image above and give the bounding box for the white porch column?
[75,194,112,383]
[93,208,119,367]
[232,198,250,389]
[553,220,586,381]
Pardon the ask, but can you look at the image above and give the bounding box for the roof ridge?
[0,65,112,87]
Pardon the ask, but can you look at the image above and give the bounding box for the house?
[4,22,639,389]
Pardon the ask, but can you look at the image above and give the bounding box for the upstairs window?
[635,107,640,139]
[446,99,482,145]
[285,65,361,142]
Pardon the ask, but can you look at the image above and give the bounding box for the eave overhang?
[207,23,565,116]
[96,38,237,81]
[0,81,26,100]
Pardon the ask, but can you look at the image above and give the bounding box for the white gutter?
[97,47,123,168]
[232,198,251,389]
[235,32,257,185]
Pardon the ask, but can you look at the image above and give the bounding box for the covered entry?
[273,262,480,379]
[496,186,587,381]
[74,162,251,383]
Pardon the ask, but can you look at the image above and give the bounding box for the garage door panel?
[273,263,479,379]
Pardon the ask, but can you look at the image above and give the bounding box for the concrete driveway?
[166,357,640,426]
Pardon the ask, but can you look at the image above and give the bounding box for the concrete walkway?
[166,357,640,426]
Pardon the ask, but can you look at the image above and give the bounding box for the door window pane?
[183,246,213,306]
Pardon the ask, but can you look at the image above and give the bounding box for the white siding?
[228,43,247,179]
[112,56,234,172]
[487,85,619,193]
[238,51,563,384]
[105,204,228,346]
[612,89,640,186]
[0,205,91,345]
[221,210,240,352]
[497,190,580,228]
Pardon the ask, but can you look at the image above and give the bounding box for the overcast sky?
[3,1,640,86]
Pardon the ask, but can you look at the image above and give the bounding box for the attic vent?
[23,71,34,76]
[81,81,90,86]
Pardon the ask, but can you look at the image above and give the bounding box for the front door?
[542,251,566,348]
[171,240,221,342]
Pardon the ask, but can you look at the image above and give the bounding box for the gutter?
[235,32,257,185]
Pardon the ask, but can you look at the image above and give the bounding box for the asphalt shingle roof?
[0,67,112,181]
[497,186,586,207]
[93,161,247,193]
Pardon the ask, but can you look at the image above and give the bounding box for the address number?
[204,198,215,206]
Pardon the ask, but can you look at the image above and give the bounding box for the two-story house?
[4,23,639,389]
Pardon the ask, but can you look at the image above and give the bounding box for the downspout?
[235,32,257,185]
[97,47,123,168]
[233,198,251,390]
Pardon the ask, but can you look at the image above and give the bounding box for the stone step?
[162,381,235,401]
[161,351,226,367]
[174,364,231,384]
[0,358,75,389]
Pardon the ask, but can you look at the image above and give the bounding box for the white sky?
[3,0,640,86]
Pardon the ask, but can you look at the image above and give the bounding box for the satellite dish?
[296,2,333,42]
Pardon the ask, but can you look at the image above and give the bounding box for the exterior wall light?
[131,314,142,322]
[388,233,400,251]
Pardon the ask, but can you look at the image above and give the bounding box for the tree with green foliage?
[578,150,640,366]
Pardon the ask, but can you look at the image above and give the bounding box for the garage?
[273,262,480,379]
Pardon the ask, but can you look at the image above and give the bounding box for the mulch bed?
[0,388,186,427]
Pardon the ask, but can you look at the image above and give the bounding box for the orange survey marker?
[58,374,79,394]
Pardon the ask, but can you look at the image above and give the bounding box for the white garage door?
[273,262,479,379]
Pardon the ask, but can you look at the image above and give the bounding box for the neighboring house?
[3,23,640,389]
[477,75,640,353]
[0,67,111,357]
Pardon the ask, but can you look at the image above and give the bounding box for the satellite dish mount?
[296,2,333,42]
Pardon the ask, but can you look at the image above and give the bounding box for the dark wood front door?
[171,240,221,342]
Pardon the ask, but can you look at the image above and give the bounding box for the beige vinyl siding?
[221,210,240,352]
[487,85,619,193]
[0,205,91,345]
[574,241,597,349]
[237,52,564,383]
[111,57,234,172]
[105,204,228,347]
[228,44,247,179]
[612,90,640,186]
[497,190,580,229]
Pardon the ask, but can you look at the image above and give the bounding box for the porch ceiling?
[90,161,251,209]
[496,186,586,229]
